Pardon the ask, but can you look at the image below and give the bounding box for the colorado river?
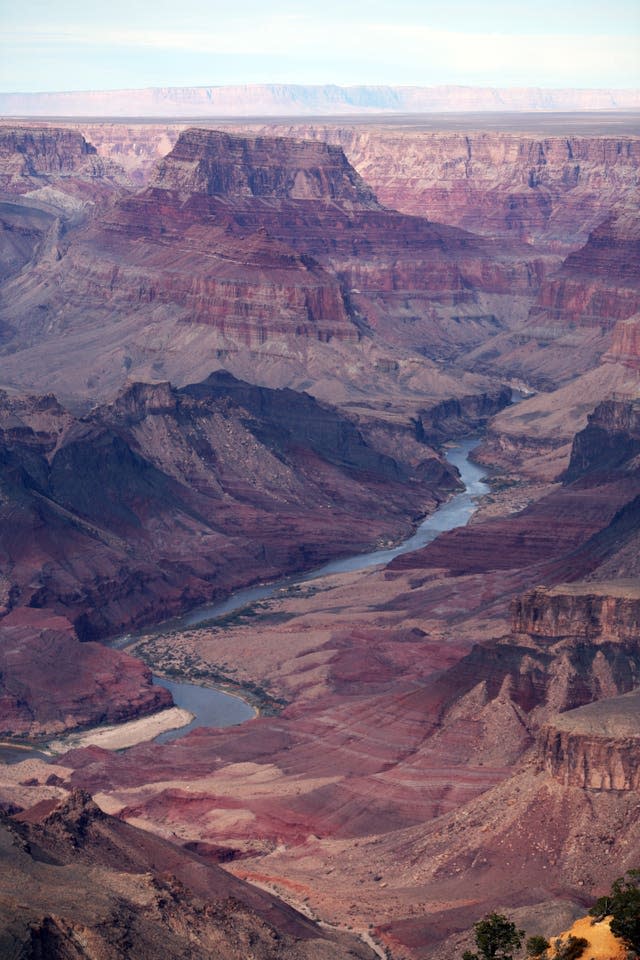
[148,438,488,737]
[0,439,488,762]
[150,437,488,633]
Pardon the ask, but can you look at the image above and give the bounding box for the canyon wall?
[0,125,128,203]
[564,397,640,482]
[152,127,380,206]
[1,116,640,958]
[539,690,640,791]
[0,372,456,639]
[226,124,640,253]
[0,126,545,405]
[0,126,98,193]
[606,315,640,368]
[14,122,638,254]
[513,585,640,645]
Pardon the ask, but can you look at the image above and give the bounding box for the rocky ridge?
[0,609,172,737]
[0,125,128,206]
[0,370,461,739]
[0,789,376,959]
[152,127,380,206]
[1,117,639,959]
[0,372,457,638]
[539,688,640,791]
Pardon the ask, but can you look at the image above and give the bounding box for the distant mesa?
[1,83,639,117]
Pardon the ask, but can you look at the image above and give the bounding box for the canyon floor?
[0,114,638,959]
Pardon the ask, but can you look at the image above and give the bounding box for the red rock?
[1,790,376,959]
[539,689,640,790]
[0,125,128,205]
[0,608,171,737]
[0,126,98,194]
[221,125,640,254]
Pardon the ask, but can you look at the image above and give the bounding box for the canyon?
[0,115,638,958]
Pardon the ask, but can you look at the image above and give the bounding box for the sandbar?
[47,706,194,754]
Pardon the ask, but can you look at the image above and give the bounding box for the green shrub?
[462,913,525,960]
[551,935,589,960]
[589,869,640,954]
[526,934,550,957]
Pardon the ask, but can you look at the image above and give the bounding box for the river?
[147,437,488,633]
[146,437,488,741]
[0,438,487,762]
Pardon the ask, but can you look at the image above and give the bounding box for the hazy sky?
[1,0,639,92]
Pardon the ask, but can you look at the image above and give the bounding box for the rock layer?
[0,126,544,403]
[225,124,640,253]
[539,689,640,791]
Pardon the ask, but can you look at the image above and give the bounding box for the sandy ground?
[47,706,194,753]
[553,916,627,959]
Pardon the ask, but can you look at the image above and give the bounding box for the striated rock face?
[225,124,640,253]
[606,315,640,368]
[0,125,128,204]
[513,583,640,644]
[528,213,640,332]
[0,126,547,403]
[0,127,97,193]
[152,128,380,206]
[539,689,640,790]
[2,118,640,957]
[0,126,131,285]
[25,121,637,254]
[420,580,640,728]
[564,397,640,483]
[19,399,637,958]
[457,211,640,389]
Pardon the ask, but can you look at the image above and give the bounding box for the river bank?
[123,438,490,724]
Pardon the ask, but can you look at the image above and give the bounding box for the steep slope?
[0,372,457,641]
[0,125,127,201]
[0,117,638,960]
[0,610,172,738]
[0,127,130,289]
[228,124,640,254]
[0,790,376,959]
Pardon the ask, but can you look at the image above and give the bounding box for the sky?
[1,0,639,93]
